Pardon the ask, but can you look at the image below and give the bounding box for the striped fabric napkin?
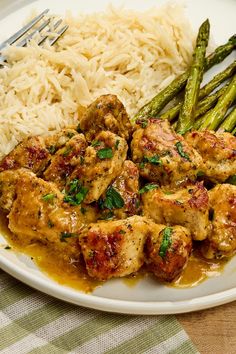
[0,269,198,354]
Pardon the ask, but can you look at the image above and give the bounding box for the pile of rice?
[0,2,194,159]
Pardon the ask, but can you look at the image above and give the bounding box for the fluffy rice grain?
[0,3,194,158]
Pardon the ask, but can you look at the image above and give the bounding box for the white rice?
[0,2,195,158]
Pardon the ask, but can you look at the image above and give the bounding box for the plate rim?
[1,253,236,315]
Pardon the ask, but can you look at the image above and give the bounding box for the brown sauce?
[0,212,228,291]
[171,249,227,288]
[0,213,100,293]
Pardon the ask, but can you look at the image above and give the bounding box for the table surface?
[177,301,236,354]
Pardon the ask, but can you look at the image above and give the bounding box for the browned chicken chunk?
[70,131,128,203]
[8,172,97,262]
[201,184,236,259]
[79,94,133,141]
[44,134,87,189]
[44,128,79,154]
[144,224,192,282]
[185,130,236,183]
[98,160,141,219]
[79,215,150,281]
[131,119,202,186]
[0,136,50,175]
[0,168,35,213]
[142,182,209,240]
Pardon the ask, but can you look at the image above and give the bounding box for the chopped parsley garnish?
[141,120,148,128]
[63,179,88,206]
[164,191,174,195]
[225,174,236,185]
[60,232,78,242]
[147,155,162,165]
[42,193,56,202]
[67,178,80,193]
[102,187,124,209]
[64,187,88,205]
[159,227,173,258]
[62,146,73,157]
[4,246,11,250]
[139,183,158,194]
[99,187,124,211]
[91,140,101,147]
[175,142,191,161]
[140,155,162,169]
[115,140,120,150]
[47,145,56,155]
[97,147,113,159]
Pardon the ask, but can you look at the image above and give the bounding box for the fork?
[0,9,68,66]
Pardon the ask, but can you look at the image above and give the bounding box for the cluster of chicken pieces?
[0,95,236,283]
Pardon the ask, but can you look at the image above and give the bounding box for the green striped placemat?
[0,269,198,354]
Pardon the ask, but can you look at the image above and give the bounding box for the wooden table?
[177,301,236,354]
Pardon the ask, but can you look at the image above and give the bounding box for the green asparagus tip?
[229,34,236,46]
[177,18,210,135]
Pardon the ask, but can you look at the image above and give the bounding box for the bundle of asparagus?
[134,24,236,134]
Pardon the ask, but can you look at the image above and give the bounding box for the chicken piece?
[44,128,79,154]
[79,215,150,281]
[0,169,35,213]
[44,134,87,189]
[131,119,202,186]
[79,94,133,141]
[142,182,209,241]
[201,184,236,259]
[0,136,50,175]
[185,130,236,183]
[8,172,97,262]
[69,131,128,204]
[98,160,141,219]
[144,224,192,282]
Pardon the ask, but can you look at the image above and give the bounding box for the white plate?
[0,0,236,315]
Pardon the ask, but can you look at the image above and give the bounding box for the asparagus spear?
[200,74,236,130]
[199,60,236,98]
[160,61,236,121]
[196,83,229,119]
[133,34,236,123]
[205,34,236,70]
[173,85,228,130]
[232,126,236,135]
[219,106,236,132]
[177,19,210,134]
[192,83,229,130]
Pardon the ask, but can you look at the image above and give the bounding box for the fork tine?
[52,19,63,29]
[0,9,49,51]
[17,18,51,48]
[37,23,68,46]
[36,19,63,46]
[49,25,69,46]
